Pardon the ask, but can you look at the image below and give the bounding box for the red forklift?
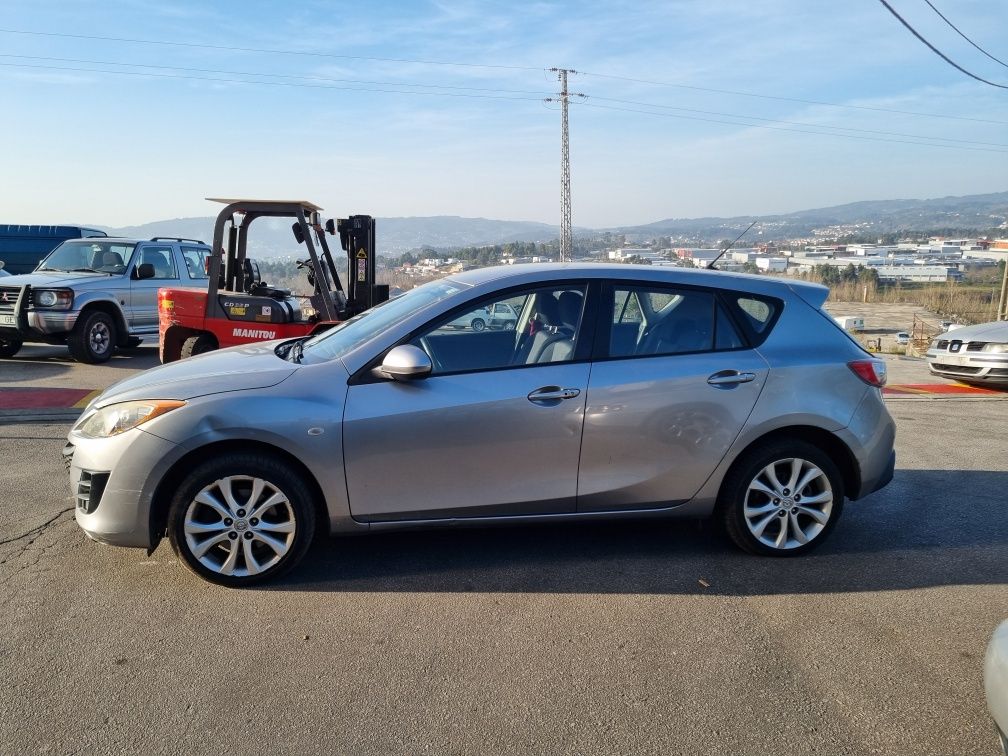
[158,198,387,362]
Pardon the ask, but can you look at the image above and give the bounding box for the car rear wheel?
[719,440,844,556]
[69,310,116,363]
[180,333,217,359]
[0,336,22,358]
[167,454,316,587]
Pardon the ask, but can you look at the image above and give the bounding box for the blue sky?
[2,0,1007,228]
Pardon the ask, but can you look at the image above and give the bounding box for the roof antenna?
[706,220,757,270]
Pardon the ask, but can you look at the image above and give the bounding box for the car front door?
[577,283,770,512]
[342,283,593,521]
[128,244,180,330]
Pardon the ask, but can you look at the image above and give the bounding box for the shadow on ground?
[274,469,1008,595]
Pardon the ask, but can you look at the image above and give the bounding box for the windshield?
[299,279,468,363]
[38,240,137,274]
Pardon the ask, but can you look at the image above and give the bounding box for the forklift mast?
[336,215,385,316]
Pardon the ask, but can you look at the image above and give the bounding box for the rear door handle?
[707,370,756,386]
[528,386,581,403]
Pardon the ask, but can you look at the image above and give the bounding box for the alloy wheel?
[183,475,297,577]
[742,457,833,550]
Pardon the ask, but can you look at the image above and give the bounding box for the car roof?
[445,263,827,302]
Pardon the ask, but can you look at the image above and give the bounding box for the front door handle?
[528,386,581,403]
[707,370,756,386]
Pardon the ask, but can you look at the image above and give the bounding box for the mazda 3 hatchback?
[66,264,896,586]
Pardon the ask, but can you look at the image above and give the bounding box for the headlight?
[34,289,73,308]
[73,400,186,438]
[983,343,1008,353]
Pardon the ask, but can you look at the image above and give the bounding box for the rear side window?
[181,246,210,279]
[609,286,720,357]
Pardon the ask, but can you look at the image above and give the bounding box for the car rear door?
[577,283,770,512]
[342,283,595,521]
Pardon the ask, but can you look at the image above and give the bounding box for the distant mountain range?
[98,190,1008,257]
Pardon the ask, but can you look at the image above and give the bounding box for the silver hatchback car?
[66,264,896,586]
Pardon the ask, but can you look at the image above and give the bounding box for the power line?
[577,71,1008,127]
[575,100,1008,154]
[587,95,1008,149]
[5,53,1002,148]
[3,59,1004,155]
[0,61,546,102]
[0,27,542,72]
[0,54,552,96]
[3,24,1007,127]
[922,0,1008,70]
[875,0,1008,89]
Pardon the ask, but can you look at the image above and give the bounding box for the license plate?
[0,314,15,326]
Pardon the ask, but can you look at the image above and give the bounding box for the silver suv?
[0,237,210,362]
[65,264,896,586]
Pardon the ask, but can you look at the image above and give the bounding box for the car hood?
[941,320,1008,342]
[93,342,299,408]
[0,270,115,288]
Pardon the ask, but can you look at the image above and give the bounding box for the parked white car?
[444,302,519,331]
[895,332,910,345]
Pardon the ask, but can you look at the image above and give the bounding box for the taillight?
[848,360,887,387]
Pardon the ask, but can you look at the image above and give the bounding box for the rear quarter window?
[725,292,782,345]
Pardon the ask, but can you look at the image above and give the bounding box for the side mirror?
[378,345,432,381]
[292,222,305,245]
[135,263,155,280]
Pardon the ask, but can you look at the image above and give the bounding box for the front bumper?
[28,308,80,335]
[926,349,1008,384]
[67,426,179,549]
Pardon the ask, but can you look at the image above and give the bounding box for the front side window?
[135,245,177,280]
[608,285,743,357]
[414,285,587,374]
[300,279,468,363]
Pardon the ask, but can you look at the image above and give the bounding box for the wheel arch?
[162,324,200,363]
[716,425,860,508]
[148,439,330,553]
[77,300,129,346]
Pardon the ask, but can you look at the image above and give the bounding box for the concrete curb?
[0,409,82,425]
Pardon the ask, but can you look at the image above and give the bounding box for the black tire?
[718,439,845,557]
[68,310,116,363]
[167,453,317,587]
[0,336,22,358]
[471,318,486,332]
[180,334,217,359]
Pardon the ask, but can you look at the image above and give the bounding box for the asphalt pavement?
[0,345,1006,755]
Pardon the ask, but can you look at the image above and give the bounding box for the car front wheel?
[0,336,22,358]
[167,453,317,586]
[69,310,116,363]
[719,440,844,556]
[470,318,486,331]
